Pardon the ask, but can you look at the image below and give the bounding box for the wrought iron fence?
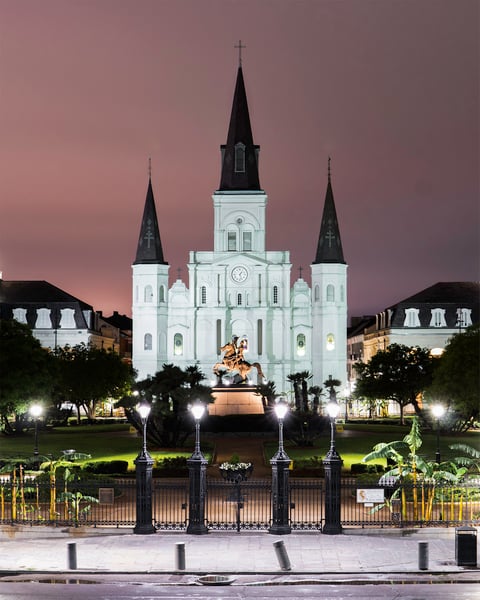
[0,475,478,530]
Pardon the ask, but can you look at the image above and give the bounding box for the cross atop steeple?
[234,40,246,67]
[148,156,152,179]
[328,156,331,183]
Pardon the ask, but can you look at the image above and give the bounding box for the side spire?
[134,166,167,265]
[218,61,261,191]
[313,158,345,264]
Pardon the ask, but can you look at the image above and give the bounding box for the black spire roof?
[313,160,345,264]
[218,67,261,191]
[134,178,167,265]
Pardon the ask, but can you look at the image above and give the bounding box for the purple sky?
[1,0,478,321]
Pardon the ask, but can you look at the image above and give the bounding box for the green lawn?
[0,423,211,471]
[265,424,480,472]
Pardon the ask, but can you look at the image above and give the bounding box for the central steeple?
[218,66,261,191]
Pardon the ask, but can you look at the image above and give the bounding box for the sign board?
[356,488,384,504]
[98,487,114,504]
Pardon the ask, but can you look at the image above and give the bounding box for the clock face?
[231,266,248,283]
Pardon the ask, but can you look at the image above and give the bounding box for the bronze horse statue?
[213,338,265,384]
[213,358,265,384]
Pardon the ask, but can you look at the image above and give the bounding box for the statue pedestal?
[209,386,265,416]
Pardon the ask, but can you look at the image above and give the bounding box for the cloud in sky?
[0,0,478,320]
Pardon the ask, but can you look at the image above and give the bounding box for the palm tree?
[254,381,277,409]
[308,386,323,414]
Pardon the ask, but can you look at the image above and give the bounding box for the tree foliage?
[0,320,55,433]
[426,325,480,430]
[53,344,134,422]
[120,364,215,448]
[354,344,436,424]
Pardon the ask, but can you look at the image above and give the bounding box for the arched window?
[234,142,246,172]
[242,231,252,251]
[228,231,237,251]
[340,285,345,303]
[159,285,165,303]
[273,285,279,304]
[144,285,153,303]
[296,333,306,356]
[201,286,207,305]
[326,333,335,351]
[326,284,335,302]
[144,333,152,350]
[314,285,320,301]
[237,293,242,306]
[174,333,183,356]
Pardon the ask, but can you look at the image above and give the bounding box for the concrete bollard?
[67,542,77,570]
[273,540,291,571]
[418,541,428,570]
[175,542,186,571]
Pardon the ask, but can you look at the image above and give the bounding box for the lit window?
[144,333,152,350]
[228,231,237,251]
[273,285,279,304]
[144,285,153,303]
[297,333,306,356]
[326,333,335,351]
[403,308,420,327]
[174,333,183,356]
[326,284,335,302]
[234,142,246,172]
[430,309,446,327]
[201,286,207,305]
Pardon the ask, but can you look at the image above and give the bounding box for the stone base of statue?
[209,386,265,416]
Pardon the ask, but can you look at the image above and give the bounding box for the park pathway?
[207,434,276,478]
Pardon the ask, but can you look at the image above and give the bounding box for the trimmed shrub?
[83,460,129,475]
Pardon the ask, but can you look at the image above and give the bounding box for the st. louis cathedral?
[132,64,347,395]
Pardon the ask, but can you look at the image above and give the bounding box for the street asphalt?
[0,525,478,586]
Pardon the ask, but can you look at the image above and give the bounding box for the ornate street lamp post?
[134,401,155,534]
[323,395,343,534]
[187,402,208,534]
[269,399,291,535]
[432,403,445,463]
[29,404,43,467]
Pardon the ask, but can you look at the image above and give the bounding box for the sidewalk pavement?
[0,525,478,584]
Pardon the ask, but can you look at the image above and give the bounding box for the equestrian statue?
[213,336,265,384]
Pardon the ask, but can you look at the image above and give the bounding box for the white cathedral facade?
[132,65,347,396]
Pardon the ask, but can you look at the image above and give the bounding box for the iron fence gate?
[0,476,478,530]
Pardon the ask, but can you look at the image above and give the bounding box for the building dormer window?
[234,142,246,172]
[403,308,420,327]
[430,308,446,327]
[13,308,27,324]
[456,308,472,328]
[35,308,52,328]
